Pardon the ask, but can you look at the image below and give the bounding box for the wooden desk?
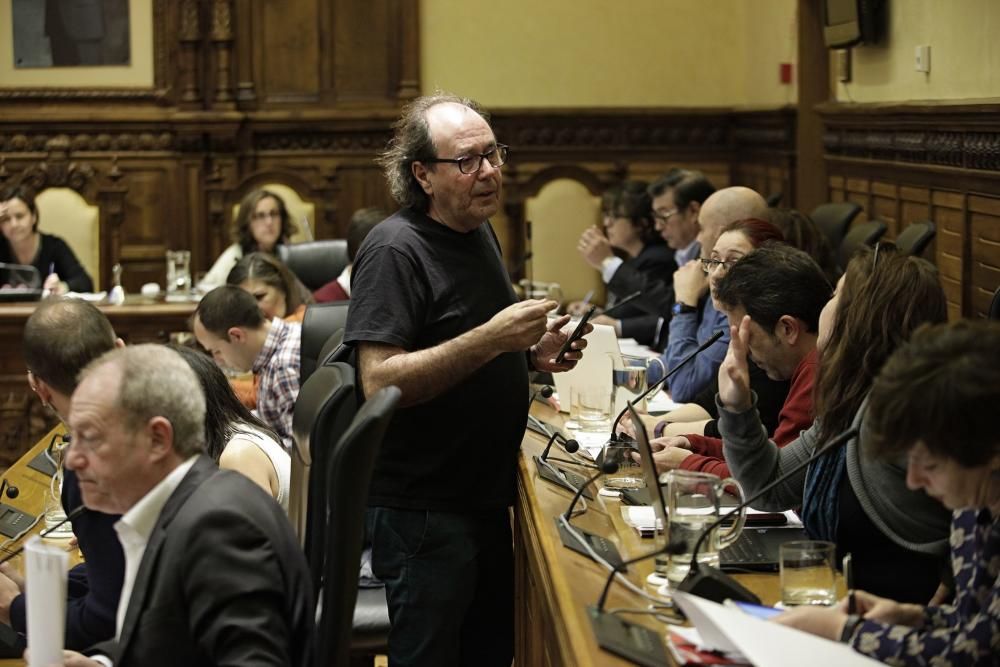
[513,409,782,667]
[0,425,81,667]
[0,299,197,469]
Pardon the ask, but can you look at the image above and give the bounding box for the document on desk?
[25,536,68,667]
[672,592,882,667]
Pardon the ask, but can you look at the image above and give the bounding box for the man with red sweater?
[649,244,831,476]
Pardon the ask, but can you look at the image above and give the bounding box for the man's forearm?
[361,323,504,407]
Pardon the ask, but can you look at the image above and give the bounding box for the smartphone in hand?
[555,305,596,363]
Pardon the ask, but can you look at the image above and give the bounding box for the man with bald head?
[652,186,770,402]
[345,94,587,666]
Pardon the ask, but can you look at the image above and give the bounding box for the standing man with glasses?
[344,94,587,666]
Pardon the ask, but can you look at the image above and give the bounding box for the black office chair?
[300,302,350,383]
[811,202,863,249]
[290,362,358,594]
[316,385,401,667]
[838,220,888,269]
[318,329,345,366]
[989,285,1000,321]
[765,192,784,207]
[277,239,350,291]
[895,220,936,257]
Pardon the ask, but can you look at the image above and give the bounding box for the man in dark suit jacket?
[0,299,126,651]
[61,344,313,667]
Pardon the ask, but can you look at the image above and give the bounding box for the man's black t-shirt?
[344,208,529,510]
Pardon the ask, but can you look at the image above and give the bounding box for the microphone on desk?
[0,504,87,567]
[600,291,642,317]
[538,431,596,470]
[0,480,19,500]
[675,425,860,604]
[563,460,618,522]
[528,384,553,411]
[609,329,725,442]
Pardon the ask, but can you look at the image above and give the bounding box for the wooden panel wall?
[820,102,1000,320]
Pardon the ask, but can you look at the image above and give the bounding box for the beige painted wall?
[832,0,1000,102]
[421,0,797,108]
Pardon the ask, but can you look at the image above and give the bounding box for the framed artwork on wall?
[0,0,168,100]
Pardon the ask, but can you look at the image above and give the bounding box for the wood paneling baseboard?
[819,101,1000,319]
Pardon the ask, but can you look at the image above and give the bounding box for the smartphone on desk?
[555,305,596,363]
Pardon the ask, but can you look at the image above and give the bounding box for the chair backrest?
[318,328,346,366]
[35,188,100,288]
[316,385,400,667]
[290,362,358,592]
[990,285,1000,321]
[765,191,784,207]
[838,219,888,269]
[231,182,316,244]
[300,301,350,383]
[278,239,350,291]
[895,220,936,257]
[810,202,863,249]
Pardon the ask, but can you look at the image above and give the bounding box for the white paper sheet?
[673,592,882,667]
[25,536,68,667]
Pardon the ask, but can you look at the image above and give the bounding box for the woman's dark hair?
[814,244,947,445]
[768,208,840,283]
[1,184,40,232]
[225,251,312,316]
[866,320,1000,468]
[719,218,784,249]
[601,180,659,245]
[233,189,296,254]
[169,343,280,462]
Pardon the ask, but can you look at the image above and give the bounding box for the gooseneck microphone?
[528,384,553,411]
[538,431,595,469]
[601,291,642,317]
[594,539,689,613]
[676,425,860,604]
[563,460,618,521]
[609,329,724,441]
[0,479,19,500]
[0,504,87,567]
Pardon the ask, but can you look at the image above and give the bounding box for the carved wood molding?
[819,101,1000,174]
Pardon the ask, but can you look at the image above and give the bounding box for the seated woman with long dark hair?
[171,344,290,512]
[226,251,312,323]
[199,189,298,292]
[777,320,1000,665]
[718,244,951,603]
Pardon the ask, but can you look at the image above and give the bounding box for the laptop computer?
[630,410,806,572]
[0,262,43,302]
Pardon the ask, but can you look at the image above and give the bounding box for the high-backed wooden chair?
[35,187,100,288]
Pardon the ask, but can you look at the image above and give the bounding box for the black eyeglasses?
[652,208,678,224]
[422,144,509,175]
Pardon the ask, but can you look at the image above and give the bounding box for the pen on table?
[580,290,594,308]
[844,552,856,613]
[47,262,55,278]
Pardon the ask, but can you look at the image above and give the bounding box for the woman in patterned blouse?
[776,320,1000,666]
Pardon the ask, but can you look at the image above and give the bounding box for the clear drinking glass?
[575,384,612,432]
[600,442,645,490]
[43,436,73,538]
[780,540,837,606]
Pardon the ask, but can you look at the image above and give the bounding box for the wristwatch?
[672,302,697,315]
